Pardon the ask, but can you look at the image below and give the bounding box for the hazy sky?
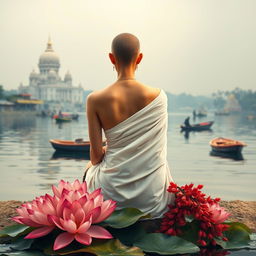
[1,0,256,95]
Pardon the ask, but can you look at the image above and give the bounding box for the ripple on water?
[0,113,256,201]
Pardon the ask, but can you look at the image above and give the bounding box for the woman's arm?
[86,93,105,165]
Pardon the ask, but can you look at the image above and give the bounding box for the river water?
[0,112,255,201]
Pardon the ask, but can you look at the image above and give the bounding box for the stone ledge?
[0,200,255,232]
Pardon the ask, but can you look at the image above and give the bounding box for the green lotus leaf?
[179,220,200,245]
[0,243,12,253]
[134,233,199,255]
[10,236,34,250]
[108,222,147,246]
[0,224,31,238]
[103,208,150,229]
[54,239,144,256]
[216,222,251,249]
[0,250,46,256]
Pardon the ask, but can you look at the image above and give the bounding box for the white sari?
[85,89,174,218]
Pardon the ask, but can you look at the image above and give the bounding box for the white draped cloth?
[85,89,174,218]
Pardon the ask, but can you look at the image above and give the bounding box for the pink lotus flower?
[12,194,57,238]
[207,203,231,224]
[13,180,116,250]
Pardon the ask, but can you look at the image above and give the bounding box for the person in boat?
[58,110,63,118]
[184,116,191,127]
[84,33,174,218]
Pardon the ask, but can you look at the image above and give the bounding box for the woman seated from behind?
[84,33,174,218]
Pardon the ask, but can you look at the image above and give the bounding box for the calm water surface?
[0,112,255,201]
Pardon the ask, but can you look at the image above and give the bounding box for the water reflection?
[0,113,36,134]
[181,129,213,141]
[51,151,90,160]
[149,248,254,255]
[1,113,256,201]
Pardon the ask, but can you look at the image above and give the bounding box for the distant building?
[224,94,241,113]
[0,94,42,112]
[0,100,14,112]
[18,37,84,111]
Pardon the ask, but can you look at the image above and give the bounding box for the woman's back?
[85,88,174,217]
[88,81,161,131]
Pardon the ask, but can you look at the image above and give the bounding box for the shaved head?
[111,33,140,66]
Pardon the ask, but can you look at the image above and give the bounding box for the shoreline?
[0,200,255,232]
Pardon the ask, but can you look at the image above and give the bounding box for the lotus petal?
[62,219,77,234]
[62,207,71,221]
[25,226,54,239]
[12,216,24,224]
[77,217,92,233]
[93,204,116,223]
[18,218,42,227]
[74,207,85,226]
[89,188,101,199]
[75,233,92,246]
[90,206,101,223]
[49,215,65,230]
[54,232,75,251]
[87,225,113,239]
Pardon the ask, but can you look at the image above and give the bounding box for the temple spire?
[46,35,53,52]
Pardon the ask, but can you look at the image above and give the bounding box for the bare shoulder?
[86,86,115,108]
[87,88,108,103]
[137,82,162,99]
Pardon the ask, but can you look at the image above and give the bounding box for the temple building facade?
[18,38,84,111]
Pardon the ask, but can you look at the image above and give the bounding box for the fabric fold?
[85,89,174,218]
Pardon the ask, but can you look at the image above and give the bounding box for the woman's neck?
[116,65,136,81]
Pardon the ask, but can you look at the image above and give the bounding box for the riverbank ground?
[0,200,255,232]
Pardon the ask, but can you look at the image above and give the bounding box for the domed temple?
[18,37,84,111]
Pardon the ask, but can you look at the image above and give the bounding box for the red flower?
[159,182,230,247]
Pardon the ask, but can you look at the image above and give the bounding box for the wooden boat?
[51,150,90,160]
[210,150,244,161]
[193,110,207,118]
[50,139,90,152]
[215,110,230,116]
[55,116,72,122]
[210,137,246,153]
[71,114,79,120]
[247,115,256,120]
[181,121,214,131]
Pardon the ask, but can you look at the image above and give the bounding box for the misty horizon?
[1,0,256,95]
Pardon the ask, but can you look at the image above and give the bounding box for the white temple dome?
[64,70,72,81]
[48,69,57,79]
[38,37,60,72]
[29,69,38,79]
[39,51,59,64]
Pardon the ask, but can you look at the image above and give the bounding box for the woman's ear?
[109,53,116,64]
[136,53,143,64]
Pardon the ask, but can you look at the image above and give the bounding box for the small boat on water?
[210,137,246,153]
[55,117,72,122]
[50,139,90,152]
[181,121,214,131]
[53,113,78,122]
[247,115,256,120]
[193,109,207,118]
[51,150,90,160]
[215,110,230,116]
[210,150,244,161]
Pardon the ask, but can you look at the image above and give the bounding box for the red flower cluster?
[159,183,230,247]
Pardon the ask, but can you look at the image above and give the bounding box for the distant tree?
[0,85,4,99]
[212,88,256,112]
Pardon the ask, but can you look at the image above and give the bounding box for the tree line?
[212,87,256,112]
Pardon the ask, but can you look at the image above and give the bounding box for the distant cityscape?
[0,38,255,115]
[1,37,85,113]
